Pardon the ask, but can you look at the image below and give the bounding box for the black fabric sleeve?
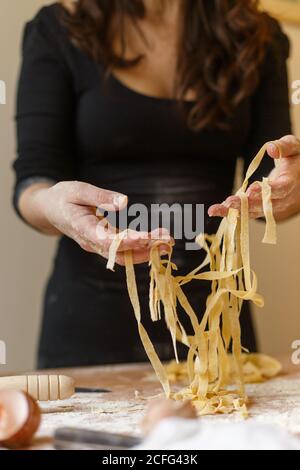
[13,176,57,220]
[242,18,292,182]
[13,11,76,214]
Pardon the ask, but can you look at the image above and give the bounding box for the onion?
[0,390,41,449]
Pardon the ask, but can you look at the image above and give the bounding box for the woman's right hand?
[19,181,172,265]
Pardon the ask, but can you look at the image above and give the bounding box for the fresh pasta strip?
[124,251,170,397]
[106,230,128,271]
[261,177,277,244]
[106,143,280,417]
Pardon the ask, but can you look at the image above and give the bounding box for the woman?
[13,0,300,368]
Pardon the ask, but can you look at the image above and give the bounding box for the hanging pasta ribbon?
[106,143,281,416]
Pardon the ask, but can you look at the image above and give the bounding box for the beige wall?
[0,1,299,372]
[0,0,55,372]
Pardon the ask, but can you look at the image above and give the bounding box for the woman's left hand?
[208,135,300,221]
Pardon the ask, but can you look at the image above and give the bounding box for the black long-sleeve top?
[12,3,291,368]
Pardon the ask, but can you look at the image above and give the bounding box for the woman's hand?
[208,135,300,221]
[19,181,172,265]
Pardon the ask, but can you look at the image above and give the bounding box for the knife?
[54,427,142,450]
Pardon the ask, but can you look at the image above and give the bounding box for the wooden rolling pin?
[0,375,75,401]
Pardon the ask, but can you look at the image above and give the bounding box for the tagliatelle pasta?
[124,250,171,397]
[261,177,277,244]
[106,143,282,416]
[166,353,282,385]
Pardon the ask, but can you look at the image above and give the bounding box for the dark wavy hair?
[61,0,272,130]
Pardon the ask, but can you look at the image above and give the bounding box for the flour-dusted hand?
[19,181,172,265]
[208,135,300,221]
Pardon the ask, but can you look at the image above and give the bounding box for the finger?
[247,176,294,200]
[115,252,148,266]
[209,192,290,219]
[246,182,261,198]
[267,135,300,159]
[118,230,152,251]
[69,182,128,211]
[249,211,264,219]
[115,245,171,266]
[218,193,268,212]
[211,196,242,213]
[96,224,173,253]
[209,206,264,219]
[74,219,172,259]
[109,229,152,252]
[118,229,174,251]
[150,227,172,242]
[223,196,241,210]
[209,194,263,216]
[81,243,151,261]
[208,204,229,217]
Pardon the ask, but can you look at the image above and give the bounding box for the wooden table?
[5,357,300,449]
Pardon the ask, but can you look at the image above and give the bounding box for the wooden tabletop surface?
[2,356,300,450]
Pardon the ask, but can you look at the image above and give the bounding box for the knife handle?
[0,375,75,401]
[54,427,142,450]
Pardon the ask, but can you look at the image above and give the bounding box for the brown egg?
[0,390,41,449]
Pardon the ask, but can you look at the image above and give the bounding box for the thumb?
[71,182,128,211]
[267,135,300,159]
